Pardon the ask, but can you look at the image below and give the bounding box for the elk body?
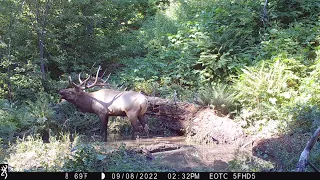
[58,66,149,142]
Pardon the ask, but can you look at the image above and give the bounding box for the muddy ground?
[95,107,281,172]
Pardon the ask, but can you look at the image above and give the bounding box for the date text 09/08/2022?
[108,172,256,180]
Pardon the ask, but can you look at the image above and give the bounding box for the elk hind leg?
[126,112,140,140]
[138,115,149,137]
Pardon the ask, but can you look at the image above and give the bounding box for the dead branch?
[296,126,320,172]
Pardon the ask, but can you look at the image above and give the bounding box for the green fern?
[197,83,236,115]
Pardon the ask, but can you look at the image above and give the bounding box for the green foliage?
[25,92,60,138]
[0,106,18,142]
[7,134,72,172]
[47,0,155,74]
[228,152,274,172]
[108,117,132,137]
[287,52,320,133]
[116,57,196,100]
[0,99,32,142]
[298,56,320,106]
[234,59,299,126]
[259,22,320,63]
[291,105,320,133]
[0,138,4,162]
[116,0,264,93]
[268,0,320,27]
[0,60,44,101]
[309,142,320,172]
[1,0,157,101]
[116,57,163,91]
[63,143,103,172]
[0,91,62,142]
[197,83,236,115]
[53,101,99,135]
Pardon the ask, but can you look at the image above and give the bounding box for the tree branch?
[296,126,320,172]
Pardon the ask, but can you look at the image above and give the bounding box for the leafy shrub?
[116,57,195,101]
[258,22,320,64]
[0,108,18,142]
[298,57,320,106]
[229,151,274,172]
[0,99,31,142]
[269,0,320,27]
[288,54,320,133]
[25,92,61,141]
[53,101,99,136]
[108,117,133,137]
[0,138,4,162]
[234,59,299,126]
[9,62,44,102]
[63,143,104,172]
[116,58,163,90]
[116,0,265,93]
[7,134,72,172]
[291,105,320,134]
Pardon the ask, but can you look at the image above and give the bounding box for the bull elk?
[58,66,149,142]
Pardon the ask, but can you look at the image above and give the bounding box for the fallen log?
[145,96,202,135]
[146,96,200,120]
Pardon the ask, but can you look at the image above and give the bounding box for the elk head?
[59,65,149,142]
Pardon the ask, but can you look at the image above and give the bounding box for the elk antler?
[78,62,98,85]
[69,75,88,89]
[86,66,111,87]
[69,65,110,89]
[86,65,102,88]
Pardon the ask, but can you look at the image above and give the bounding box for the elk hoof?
[102,136,108,142]
[144,125,149,133]
[131,134,136,140]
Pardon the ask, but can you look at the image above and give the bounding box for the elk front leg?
[99,114,109,142]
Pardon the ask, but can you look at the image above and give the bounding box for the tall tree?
[25,0,51,79]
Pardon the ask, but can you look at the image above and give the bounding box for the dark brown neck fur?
[72,92,95,113]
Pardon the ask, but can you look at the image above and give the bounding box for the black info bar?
[0,172,319,180]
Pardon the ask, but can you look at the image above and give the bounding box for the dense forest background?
[0,0,320,172]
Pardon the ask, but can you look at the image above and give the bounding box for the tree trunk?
[35,0,51,80]
[38,32,45,79]
[262,0,269,28]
